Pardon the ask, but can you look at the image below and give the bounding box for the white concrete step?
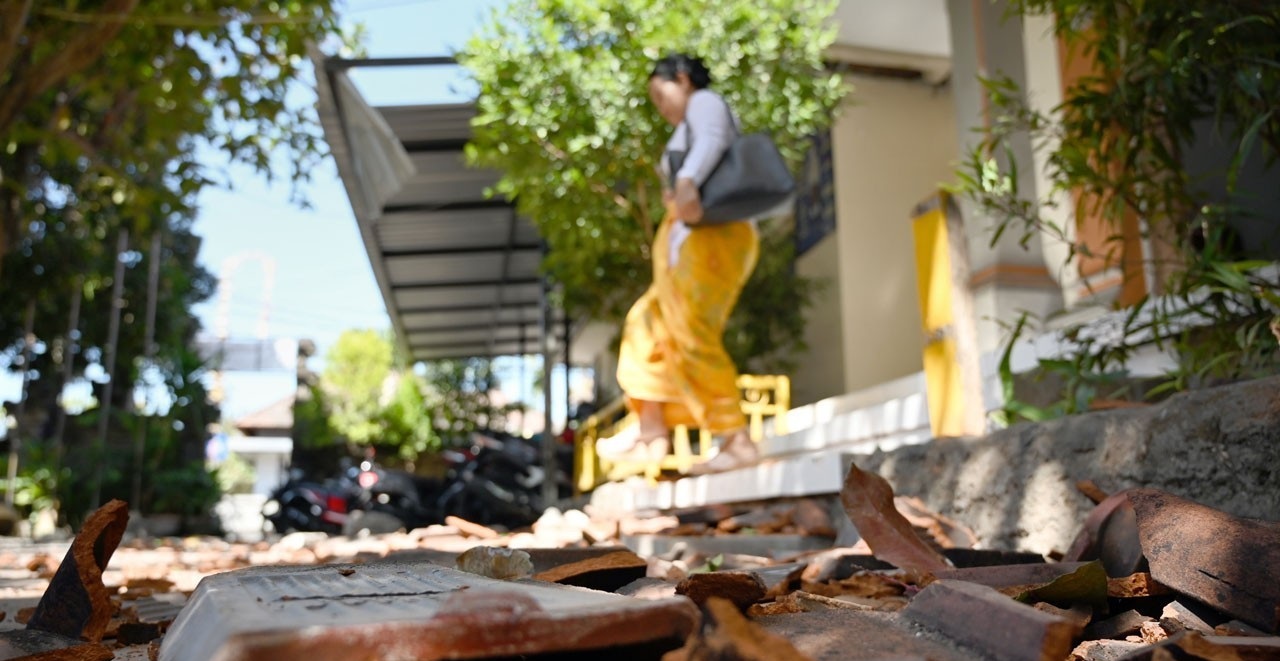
[590,376,935,513]
[590,438,934,514]
[762,372,930,459]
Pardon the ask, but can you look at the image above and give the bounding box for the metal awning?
[314,55,566,362]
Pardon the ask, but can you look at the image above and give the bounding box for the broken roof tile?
[675,571,767,611]
[160,561,698,661]
[902,580,1079,661]
[532,550,648,592]
[1128,489,1280,633]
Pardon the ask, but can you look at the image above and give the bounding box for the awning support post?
[539,277,557,509]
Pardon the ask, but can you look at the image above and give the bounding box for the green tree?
[376,374,441,460]
[421,358,522,445]
[955,1,1280,415]
[0,205,220,524]
[0,0,345,270]
[314,333,517,457]
[0,0,346,522]
[460,0,847,372]
[321,329,394,446]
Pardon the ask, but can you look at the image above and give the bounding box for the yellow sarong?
[616,211,759,433]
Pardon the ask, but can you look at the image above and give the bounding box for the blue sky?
[192,0,509,350]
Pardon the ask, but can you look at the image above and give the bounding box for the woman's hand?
[673,177,703,223]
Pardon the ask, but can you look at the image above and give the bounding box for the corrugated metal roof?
[314,55,565,362]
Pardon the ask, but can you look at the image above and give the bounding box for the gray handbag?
[667,102,795,224]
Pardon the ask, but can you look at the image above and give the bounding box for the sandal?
[597,428,671,464]
[687,433,759,475]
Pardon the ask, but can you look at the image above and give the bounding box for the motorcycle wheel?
[342,510,406,537]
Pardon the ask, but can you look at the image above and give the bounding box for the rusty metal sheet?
[160,560,698,661]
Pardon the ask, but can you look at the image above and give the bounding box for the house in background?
[785,0,1278,414]
[225,395,295,497]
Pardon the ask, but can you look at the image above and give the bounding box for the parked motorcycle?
[435,432,549,530]
[261,468,355,536]
[341,458,448,536]
[268,430,571,537]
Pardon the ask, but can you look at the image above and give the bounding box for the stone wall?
[849,375,1280,556]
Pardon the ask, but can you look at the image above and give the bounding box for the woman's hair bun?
[650,53,712,89]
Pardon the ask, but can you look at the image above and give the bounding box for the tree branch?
[0,0,140,138]
[0,0,34,83]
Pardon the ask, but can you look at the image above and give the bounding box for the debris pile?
[662,465,1280,661]
[0,462,1276,660]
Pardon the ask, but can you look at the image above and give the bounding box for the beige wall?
[831,74,959,393]
[792,235,846,405]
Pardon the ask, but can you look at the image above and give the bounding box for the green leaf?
[1012,561,1109,609]
[1227,109,1272,192]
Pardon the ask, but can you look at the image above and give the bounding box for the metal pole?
[539,279,556,508]
[131,230,162,511]
[518,324,526,435]
[562,315,572,428]
[6,300,36,505]
[91,229,129,511]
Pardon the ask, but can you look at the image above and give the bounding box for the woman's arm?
[675,91,735,186]
[673,91,735,222]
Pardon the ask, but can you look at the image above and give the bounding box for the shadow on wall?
[850,374,1280,555]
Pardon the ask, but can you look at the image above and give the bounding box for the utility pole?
[91,229,129,511]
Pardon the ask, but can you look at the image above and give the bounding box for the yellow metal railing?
[573,374,791,494]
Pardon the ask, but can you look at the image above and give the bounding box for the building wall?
[792,234,845,405]
[830,74,959,393]
[946,0,1066,354]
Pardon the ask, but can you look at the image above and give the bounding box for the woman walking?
[596,54,760,475]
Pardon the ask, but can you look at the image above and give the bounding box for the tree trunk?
[90,229,129,511]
